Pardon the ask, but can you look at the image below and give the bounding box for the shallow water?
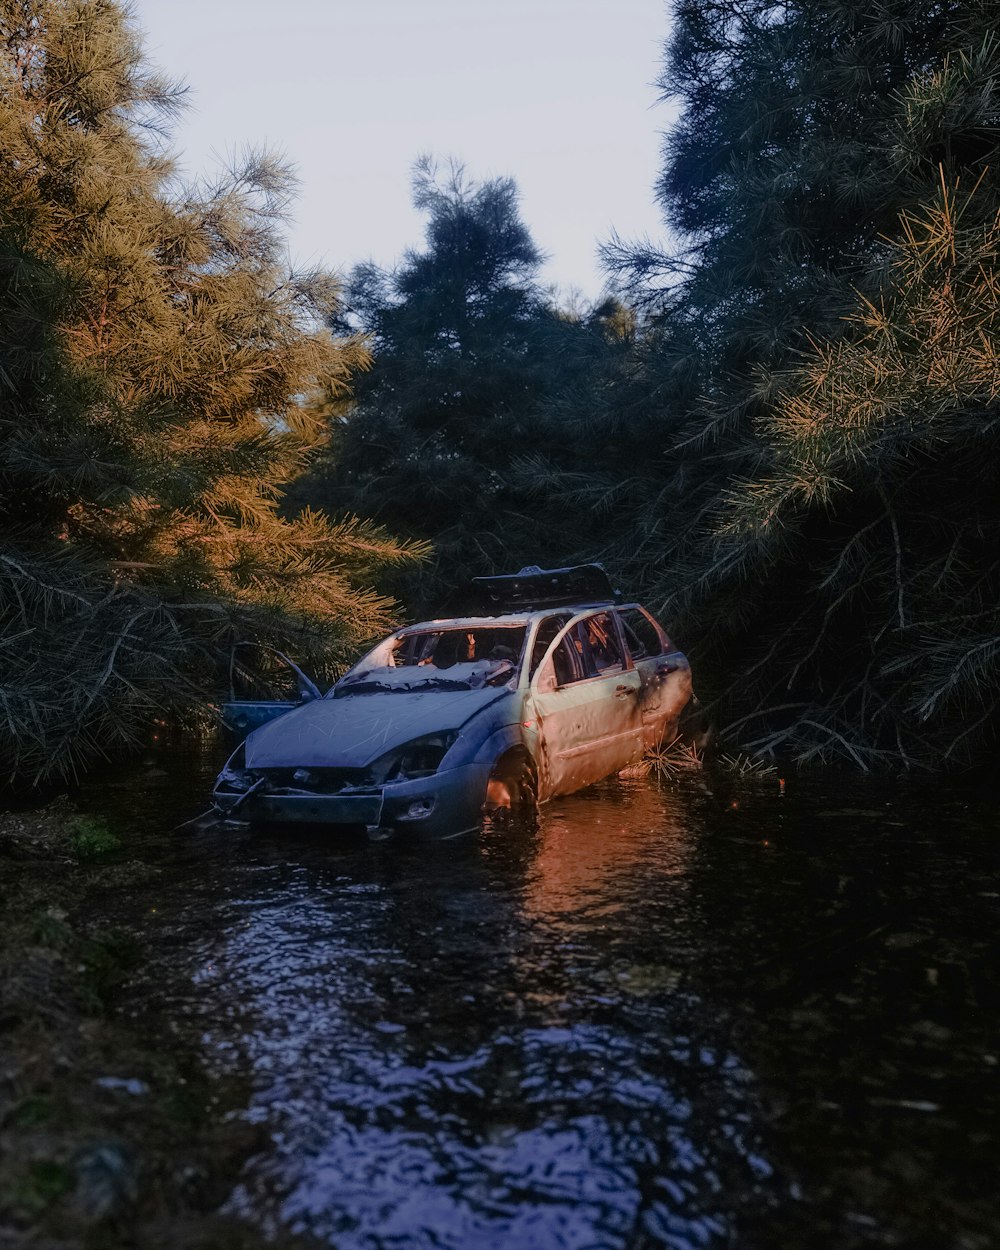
[84,757,1000,1249]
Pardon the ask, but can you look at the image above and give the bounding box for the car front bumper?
[213,760,492,837]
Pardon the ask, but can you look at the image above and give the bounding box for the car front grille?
[254,767,375,794]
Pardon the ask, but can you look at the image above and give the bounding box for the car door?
[617,604,692,747]
[527,609,644,798]
[220,650,322,744]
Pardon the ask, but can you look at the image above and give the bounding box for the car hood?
[244,687,512,769]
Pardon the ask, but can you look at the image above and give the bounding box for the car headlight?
[374,731,459,783]
[216,743,257,792]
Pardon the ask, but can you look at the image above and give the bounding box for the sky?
[132,0,676,301]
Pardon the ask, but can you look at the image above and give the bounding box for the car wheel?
[484,753,537,824]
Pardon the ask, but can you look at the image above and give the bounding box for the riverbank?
[0,799,315,1250]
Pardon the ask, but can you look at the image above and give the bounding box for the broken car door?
[527,609,644,798]
[616,605,687,747]
[221,650,322,744]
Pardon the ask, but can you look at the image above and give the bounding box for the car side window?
[534,632,585,690]
[619,607,667,659]
[574,612,626,675]
[551,636,582,685]
[529,614,571,677]
[534,611,627,689]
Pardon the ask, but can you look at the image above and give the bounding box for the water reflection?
[89,761,1000,1249]
[521,779,696,922]
[174,785,768,1249]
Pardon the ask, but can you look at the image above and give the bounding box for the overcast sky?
[132,0,675,301]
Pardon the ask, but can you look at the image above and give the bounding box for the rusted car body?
[213,567,693,837]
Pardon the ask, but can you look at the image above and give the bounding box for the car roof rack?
[471,564,620,613]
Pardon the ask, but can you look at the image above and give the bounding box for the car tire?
[485,753,538,825]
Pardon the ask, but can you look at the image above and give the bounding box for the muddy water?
[84,758,1000,1250]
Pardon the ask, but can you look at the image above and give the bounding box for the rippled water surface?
[87,759,1000,1249]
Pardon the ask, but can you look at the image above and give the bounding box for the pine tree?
[0,0,422,783]
[591,0,1000,768]
[598,0,983,595]
[704,87,1000,766]
[293,158,597,614]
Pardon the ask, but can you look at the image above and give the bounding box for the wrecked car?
[213,565,694,837]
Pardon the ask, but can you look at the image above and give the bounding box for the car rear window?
[537,612,626,686]
[574,612,625,675]
[619,607,667,659]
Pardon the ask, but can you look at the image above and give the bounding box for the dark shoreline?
[0,799,318,1250]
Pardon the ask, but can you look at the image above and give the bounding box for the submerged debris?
[644,735,706,778]
[718,752,778,778]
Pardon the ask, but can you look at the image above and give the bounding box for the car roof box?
[471,564,619,612]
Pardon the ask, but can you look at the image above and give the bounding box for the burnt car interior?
[390,627,527,669]
[532,611,633,689]
[332,627,528,697]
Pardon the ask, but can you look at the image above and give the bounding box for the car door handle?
[615,684,635,698]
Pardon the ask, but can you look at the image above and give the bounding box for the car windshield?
[390,626,527,670]
[333,661,516,697]
[331,626,527,697]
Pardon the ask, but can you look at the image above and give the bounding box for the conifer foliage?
[0,0,419,783]
[294,159,602,614]
[709,169,1000,766]
[610,1,1000,768]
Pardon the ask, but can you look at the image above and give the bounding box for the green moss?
[33,908,74,949]
[71,817,122,861]
[79,931,140,1007]
[8,1096,55,1128]
[5,1159,76,1215]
